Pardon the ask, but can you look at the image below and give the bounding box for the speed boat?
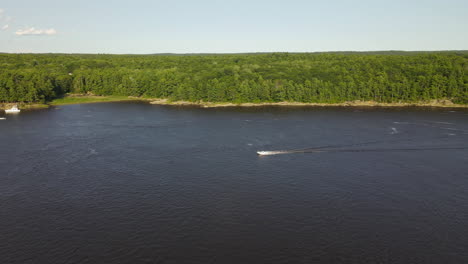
[257,150,288,156]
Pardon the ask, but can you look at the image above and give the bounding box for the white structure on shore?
[5,105,21,114]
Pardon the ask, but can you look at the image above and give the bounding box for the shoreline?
[1,95,468,110]
[49,95,145,106]
[0,103,49,110]
[149,98,468,109]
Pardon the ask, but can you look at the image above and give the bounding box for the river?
[1,102,468,263]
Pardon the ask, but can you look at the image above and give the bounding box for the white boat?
[257,150,289,156]
[0,117,5,120]
[5,105,21,114]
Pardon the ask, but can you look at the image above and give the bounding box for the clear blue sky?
[0,0,467,53]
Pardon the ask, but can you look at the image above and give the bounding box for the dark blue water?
[1,102,468,264]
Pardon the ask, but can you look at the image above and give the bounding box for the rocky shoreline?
[149,99,468,109]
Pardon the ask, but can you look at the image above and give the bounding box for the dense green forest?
[0,51,467,104]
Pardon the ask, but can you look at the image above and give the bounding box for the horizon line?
[1,50,467,55]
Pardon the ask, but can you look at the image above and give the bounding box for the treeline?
[0,52,467,104]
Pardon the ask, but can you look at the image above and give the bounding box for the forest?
[0,51,467,104]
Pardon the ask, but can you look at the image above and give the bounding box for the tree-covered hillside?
[0,52,467,104]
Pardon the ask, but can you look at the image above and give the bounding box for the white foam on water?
[393,121,411,124]
[390,127,399,134]
[435,122,454,125]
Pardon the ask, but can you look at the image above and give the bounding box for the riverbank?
[2,95,468,110]
[1,95,144,110]
[150,98,468,109]
[0,103,49,110]
[49,95,145,106]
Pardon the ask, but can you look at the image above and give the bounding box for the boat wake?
[257,146,468,156]
[257,139,397,156]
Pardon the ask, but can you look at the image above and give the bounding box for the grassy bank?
[49,95,145,106]
[1,95,144,110]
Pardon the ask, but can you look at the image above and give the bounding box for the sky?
[0,0,467,54]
